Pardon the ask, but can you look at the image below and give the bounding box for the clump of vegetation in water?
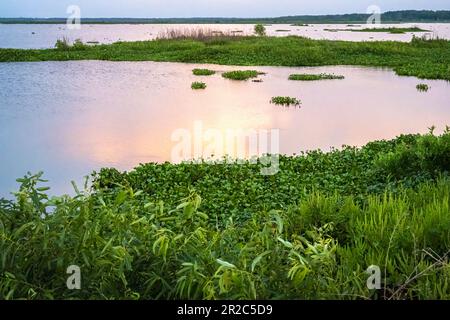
[191,81,207,89]
[353,27,430,34]
[276,29,291,32]
[271,96,301,107]
[1,131,450,299]
[289,73,345,81]
[192,68,215,76]
[416,83,430,92]
[222,70,260,81]
[254,24,266,37]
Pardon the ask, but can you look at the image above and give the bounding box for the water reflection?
[0,61,449,196]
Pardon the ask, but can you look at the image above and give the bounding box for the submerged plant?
[289,73,345,81]
[191,82,207,90]
[222,70,261,81]
[271,96,301,107]
[416,83,430,92]
[192,69,216,76]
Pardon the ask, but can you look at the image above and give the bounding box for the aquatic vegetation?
[271,96,301,106]
[191,81,207,89]
[254,24,266,37]
[54,37,71,50]
[352,27,430,34]
[416,83,430,92]
[1,131,450,300]
[276,29,291,32]
[192,68,216,76]
[157,28,244,41]
[289,73,345,81]
[2,36,450,81]
[222,70,260,81]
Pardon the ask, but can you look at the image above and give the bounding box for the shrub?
[254,24,266,37]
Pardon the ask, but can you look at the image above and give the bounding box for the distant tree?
[254,24,266,36]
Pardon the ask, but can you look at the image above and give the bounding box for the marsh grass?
[289,73,345,81]
[191,81,207,89]
[416,83,430,92]
[271,96,301,107]
[193,68,216,76]
[3,36,450,81]
[1,130,450,300]
[157,28,245,41]
[222,70,261,81]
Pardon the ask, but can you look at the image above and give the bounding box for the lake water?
[1,23,450,49]
[1,61,449,197]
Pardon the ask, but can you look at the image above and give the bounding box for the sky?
[0,0,449,18]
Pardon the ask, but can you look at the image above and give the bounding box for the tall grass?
[156,28,246,41]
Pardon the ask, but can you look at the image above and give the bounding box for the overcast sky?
[1,0,449,18]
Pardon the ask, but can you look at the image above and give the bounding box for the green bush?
[254,24,266,37]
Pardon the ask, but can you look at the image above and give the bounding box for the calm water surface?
[1,23,450,49]
[0,61,449,196]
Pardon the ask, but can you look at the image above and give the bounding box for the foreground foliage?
[1,36,449,80]
[1,131,450,300]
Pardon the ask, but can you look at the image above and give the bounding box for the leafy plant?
[254,24,266,37]
[191,82,207,90]
[271,96,301,107]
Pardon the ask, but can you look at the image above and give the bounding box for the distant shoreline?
[1,10,450,24]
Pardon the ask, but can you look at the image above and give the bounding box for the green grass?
[416,83,430,92]
[222,70,260,81]
[191,81,207,89]
[270,96,301,106]
[192,68,216,76]
[1,131,450,300]
[1,36,450,80]
[289,73,345,81]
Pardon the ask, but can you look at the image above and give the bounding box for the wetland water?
[1,23,450,49]
[0,61,449,196]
